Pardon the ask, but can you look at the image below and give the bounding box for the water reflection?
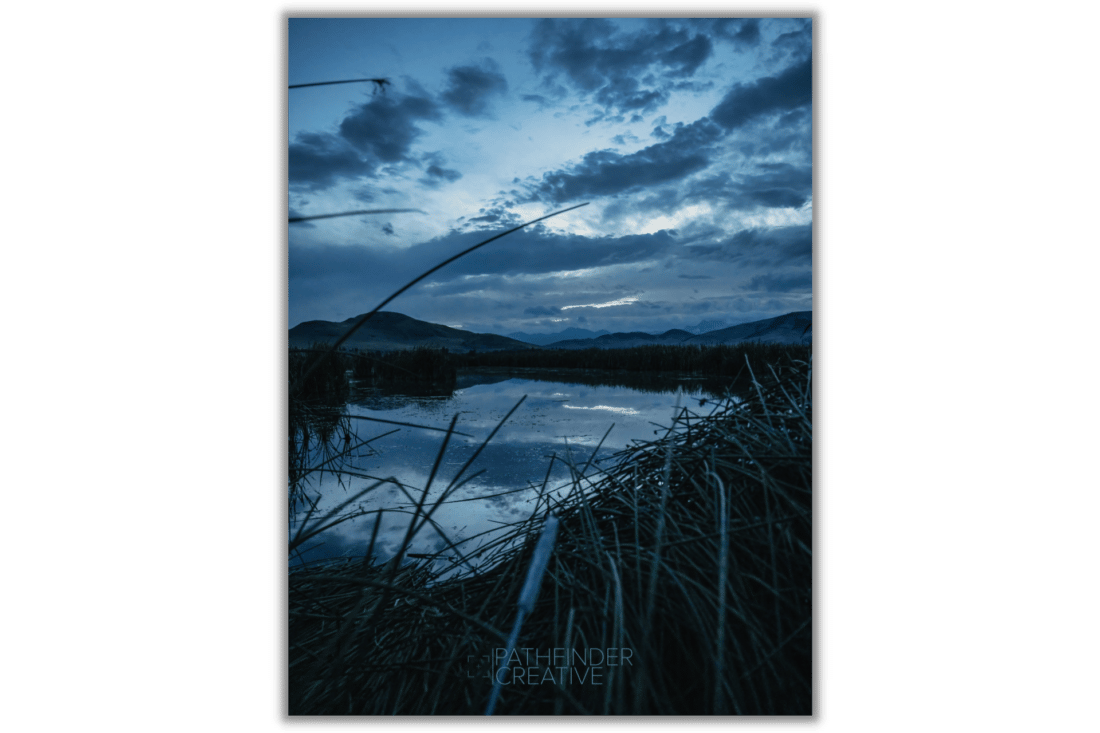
[290,372,720,575]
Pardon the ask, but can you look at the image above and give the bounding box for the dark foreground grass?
[288,357,811,715]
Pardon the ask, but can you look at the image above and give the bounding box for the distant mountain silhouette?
[289,311,811,353]
[684,311,811,346]
[507,326,611,346]
[547,328,696,350]
[686,318,731,335]
[289,311,534,352]
[545,312,811,349]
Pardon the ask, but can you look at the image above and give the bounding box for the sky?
[289,17,812,336]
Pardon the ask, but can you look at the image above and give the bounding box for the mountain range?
[506,326,611,345]
[542,312,811,349]
[289,311,812,352]
[289,312,532,352]
[508,319,730,344]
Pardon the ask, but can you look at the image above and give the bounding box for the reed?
[288,357,811,715]
[352,345,457,394]
[458,342,809,379]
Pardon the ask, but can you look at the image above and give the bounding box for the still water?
[290,372,718,572]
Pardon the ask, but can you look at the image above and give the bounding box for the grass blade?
[291,203,588,395]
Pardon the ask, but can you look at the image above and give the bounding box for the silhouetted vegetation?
[289,358,812,714]
[308,342,812,400]
[289,343,351,405]
[288,343,357,515]
[351,346,457,394]
[457,342,809,377]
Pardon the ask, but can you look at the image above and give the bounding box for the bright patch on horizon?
[561,296,638,310]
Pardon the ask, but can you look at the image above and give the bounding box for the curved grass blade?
[289,208,422,224]
[343,413,473,438]
[291,203,588,395]
[289,77,391,90]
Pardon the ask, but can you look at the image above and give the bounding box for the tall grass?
[342,342,810,399]
[352,345,457,394]
[287,163,811,713]
[289,343,350,405]
[288,357,811,715]
[459,342,809,377]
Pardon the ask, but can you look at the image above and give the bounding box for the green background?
[4,2,1095,726]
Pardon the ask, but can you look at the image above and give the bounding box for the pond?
[289,370,730,574]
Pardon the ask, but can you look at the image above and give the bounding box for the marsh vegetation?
[288,343,811,715]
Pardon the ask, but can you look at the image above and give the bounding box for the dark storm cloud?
[415,274,515,300]
[626,160,810,216]
[524,305,560,316]
[351,186,375,203]
[665,33,712,73]
[289,90,444,192]
[288,132,374,191]
[738,162,812,208]
[528,19,713,117]
[527,118,722,203]
[732,106,813,158]
[681,225,812,264]
[288,192,314,226]
[440,60,509,117]
[747,188,806,208]
[710,55,812,131]
[776,228,813,261]
[685,301,715,313]
[594,76,669,114]
[748,271,812,293]
[416,151,464,189]
[739,21,763,48]
[420,164,463,188]
[774,21,818,59]
[338,92,442,163]
[290,228,677,300]
[519,66,811,209]
[417,227,678,278]
[680,18,762,50]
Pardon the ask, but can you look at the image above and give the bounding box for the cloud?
[416,151,465,189]
[433,228,676,277]
[561,296,638,311]
[747,270,812,292]
[528,19,713,117]
[736,19,763,47]
[709,55,812,130]
[524,305,560,316]
[675,160,810,213]
[338,92,442,163]
[440,60,509,117]
[526,118,722,203]
[681,225,812,265]
[288,132,374,191]
[289,89,445,192]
